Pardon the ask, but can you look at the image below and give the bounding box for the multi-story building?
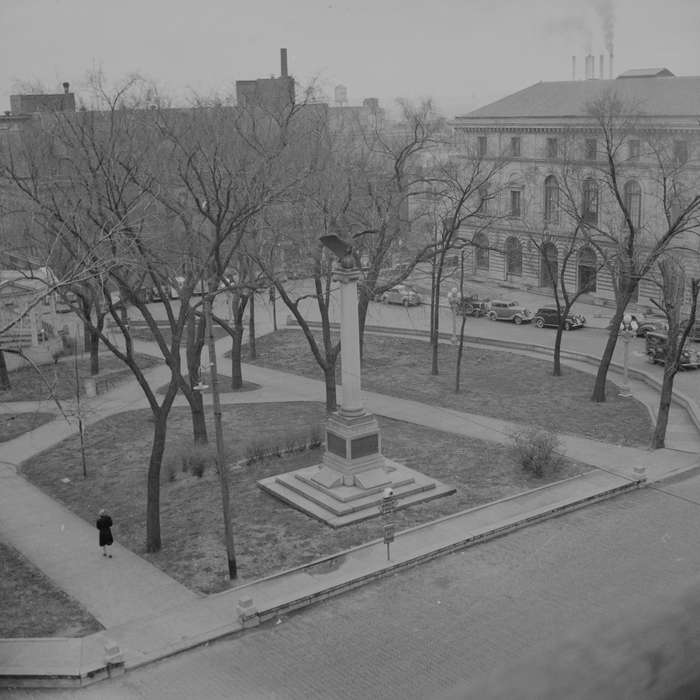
[451,66,700,308]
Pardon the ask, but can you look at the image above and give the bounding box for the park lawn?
[0,541,103,638]
[242,330,652,446]
[1,412,55,443]
[20,402,589,595]
[0,353,162,403]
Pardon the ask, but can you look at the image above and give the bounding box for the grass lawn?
[1,412,55,443]
[0,541,102,638]
[129,323,230,345]
[0,353,162,403]
[20,402,589,595]
[241,330,652,446]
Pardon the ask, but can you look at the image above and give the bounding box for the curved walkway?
[2,318,700,686]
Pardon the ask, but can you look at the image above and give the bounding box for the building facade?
[451,68,700,309]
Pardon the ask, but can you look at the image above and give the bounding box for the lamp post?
[619,313,636,398]
[196,282,238,580]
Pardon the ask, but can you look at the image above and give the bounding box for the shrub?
[180,444,217,478]
[162,458,178,483]
[511,426,564,478]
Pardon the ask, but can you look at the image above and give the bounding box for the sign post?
[380,487,396,561]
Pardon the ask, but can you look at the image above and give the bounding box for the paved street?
[8,467,700,699]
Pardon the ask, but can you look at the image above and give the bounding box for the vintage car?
[646,330,700,369]
[456,294,491,318]
[533,306,586,330]
[487,299,533,325]
[381,284,422,307]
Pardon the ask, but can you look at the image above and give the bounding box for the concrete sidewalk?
[2,327,700,687]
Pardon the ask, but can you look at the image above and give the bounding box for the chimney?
[572,56,576,80]
[280,48,288,78]
[62,81,70,94]
[599,55,604,79]
[609,53,614,79]
[585,54,595,80]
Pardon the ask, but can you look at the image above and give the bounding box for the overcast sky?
[1,0,699,117]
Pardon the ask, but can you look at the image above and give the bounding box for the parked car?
[456,294,491,318]
[533,306,586,330]
[487,300,533,324]
[629,314,668,337]
[381,285,422,307]
[646,330,700,369]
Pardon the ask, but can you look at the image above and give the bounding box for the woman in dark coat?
[96,509,114,557]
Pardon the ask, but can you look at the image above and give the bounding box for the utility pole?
[204,286,238,579]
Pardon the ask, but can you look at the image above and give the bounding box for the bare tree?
[646,256,700,448]
[555,92,700,402]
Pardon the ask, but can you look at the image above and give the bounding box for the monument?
[258,232,455,527]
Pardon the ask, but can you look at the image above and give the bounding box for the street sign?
[383,523,395,543]
[380,489,396,559]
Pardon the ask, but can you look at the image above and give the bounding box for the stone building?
[451,66,700,309]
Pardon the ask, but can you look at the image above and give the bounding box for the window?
[544,175,559,223]
[511,136,521,157]
[674,140,688,165]
[578,247,597,293]
[510,189,521,217]
[505,237,522,276]
[478,186,489,214]
[546,137,558,159]
[585,138,597,161]
[628,139,640,161]
[623,180,642,229]
[478,136,487,157]
[582,178,598,225]
[473,233,489,270]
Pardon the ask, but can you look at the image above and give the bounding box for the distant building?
[9,82,76,115]
[236,48,294,111]
[451,68,700,308]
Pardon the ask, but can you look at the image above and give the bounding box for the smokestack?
[62,81,70,94]
[572,56,576,80]
[280,48,288,78]
[609,53,614,79]
[599,55,604,79]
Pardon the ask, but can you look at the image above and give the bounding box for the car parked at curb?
[533,306,586,330]
[487,299,533,324]
[646,330,700,369]
[381,284,422,307]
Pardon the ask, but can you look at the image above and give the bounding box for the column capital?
[332,267,362,284]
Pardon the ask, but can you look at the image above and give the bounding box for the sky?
[1,0,699,118]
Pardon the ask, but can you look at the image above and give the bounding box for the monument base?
[258,459,456,528]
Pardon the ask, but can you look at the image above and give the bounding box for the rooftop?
[456,73,700,120]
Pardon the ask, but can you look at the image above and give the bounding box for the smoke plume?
[594,0,615,55]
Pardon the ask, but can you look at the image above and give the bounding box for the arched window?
[578,246,597,293]
[582,178,598,225]
[505,236,522,276]
[544,175,559,223]
[473,232,489,270]
[623,180,642,229]
[540,242,558,287]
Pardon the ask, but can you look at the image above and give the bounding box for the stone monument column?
[336,267,363,417]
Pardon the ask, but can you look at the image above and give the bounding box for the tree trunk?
[651,365,677,449]
[323,364,337,411]
[89,326,101,375]
[248,293,256,360]
[185,313,208,443]
[0,350,10,390]
[590,303,631,402]
[145,410,168,552]
[454,314,467,393]
[552,327,563,376]
[230,324,244,390]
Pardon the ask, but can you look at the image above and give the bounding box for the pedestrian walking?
[96,509,114,557]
